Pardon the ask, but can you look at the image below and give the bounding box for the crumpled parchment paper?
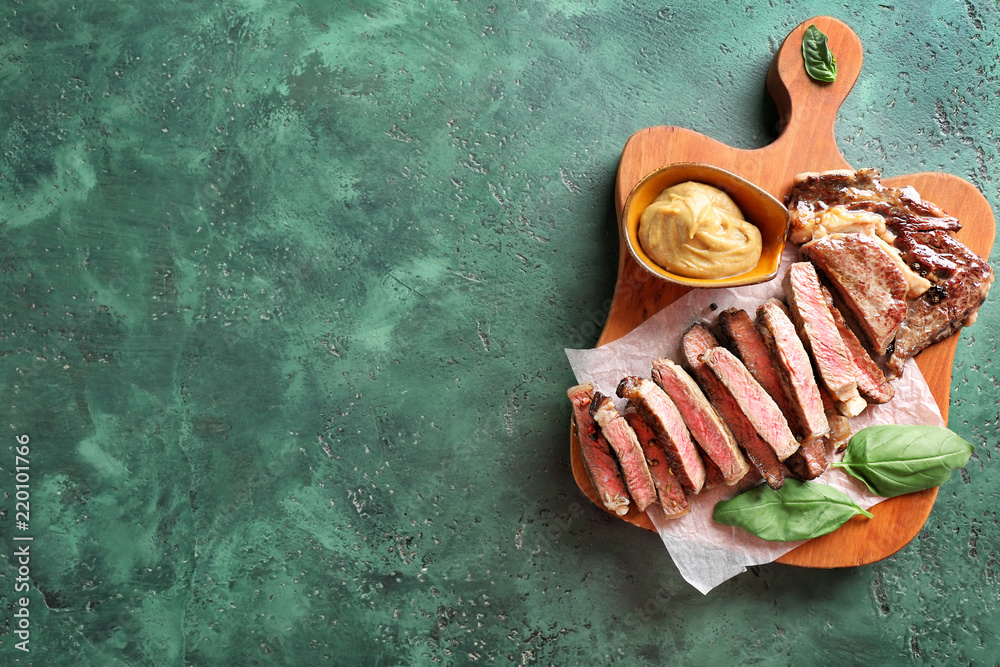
[564,248,945,594]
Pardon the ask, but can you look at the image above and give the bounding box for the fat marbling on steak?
[682,323,784,489]
[617,376,706,494]
[589,393,659,512]
[788,169,993,378]
[650,357,750,486]
[567,383,631,516]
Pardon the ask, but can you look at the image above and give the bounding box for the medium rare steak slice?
[820,284,894,403]
[887,229,995,378]
[682,324,785,489]
[700,347,800,462]
[717,306,832,480]
[590,393,658,512]
[783,262,867,417]
[754,299,830,440]
[617,376,706,494]
[802,233,908,355]
[624,408,690,518]
[718,307,828,442]
[567,383,631,516]
[650,357,750,486]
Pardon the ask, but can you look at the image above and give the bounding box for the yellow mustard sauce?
[638,181,762,279]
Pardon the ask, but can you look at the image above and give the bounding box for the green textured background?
[1,1,998,664]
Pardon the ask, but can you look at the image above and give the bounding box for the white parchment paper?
[564,248,945,594]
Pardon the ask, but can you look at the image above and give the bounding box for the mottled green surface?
[1,1,999,664]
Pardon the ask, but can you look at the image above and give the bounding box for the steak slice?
[718,307,828,441]
[617,376,706,494]
[650,357,750,486]
[819,385,853,453]
[700,346,800,461]
[784,437,829,480]
[820,284,894,403]
[590,393,658,512]
[887,229,995,378]
[567,383,631,516]
[754,298,830,440]
[802,232,908,355]
[784,262,867,417]
[682,324,785,489]
[624,408,690,518]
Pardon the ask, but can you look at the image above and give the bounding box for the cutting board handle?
[765,17,864,172]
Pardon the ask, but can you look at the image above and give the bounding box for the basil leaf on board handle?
[712,479,873,542]
[832,425,974,497]
[802,24,838,82]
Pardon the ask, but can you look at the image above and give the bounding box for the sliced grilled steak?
[682,324,785,489]
[784,262,867,417]
[700,456,727,490]
[819,284,894,403]
[650,357,750,486]
[802,232,908,355]
[623,408,690,518]
[887,229,995,378]
[616,376,706,494]
[589,393,658,512]
[784,437,829,480]
[819,385,853,453]
[789,169,993,377]
[718,307,827,441]
[567,383,631,516]
[754,299,830,440]
[700,346,800,462]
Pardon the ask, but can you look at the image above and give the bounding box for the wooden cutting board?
[570,16,996,568]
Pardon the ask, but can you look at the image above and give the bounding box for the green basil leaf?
[802,25,837,83]
[712,479,872,542]
[832,425,974,497]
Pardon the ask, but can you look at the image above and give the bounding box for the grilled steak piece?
[802,233,908,355]
[819,284,895,403]
[624,408,690,518]
[718,307,827,442]
[682,324,785,489]
[700,347,800,462]
[650,357,750,486]
[886,229,995,378]
[789,169,993,378]
[700,456,727,490]
[567,383,631,516]
[616,376,706,494]
[784,262,867,417]
[754,299,830,439]
[784,437,829,480]
[589,393,658,512]
[789,168,962,234]
[819,385,853,453]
